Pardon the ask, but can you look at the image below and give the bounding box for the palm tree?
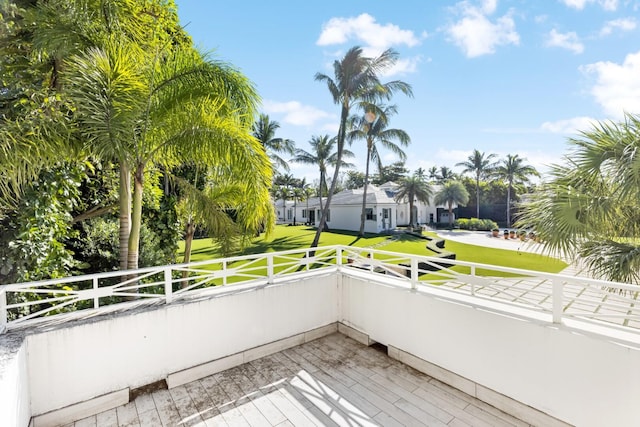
[427,166,439,182]
[394,174,433,228]
[349,104,410,236]
[292,135,354,213]
[302,184,315,225]
[434,181,469,229]
[67,39,272,271]
[252,114,296,173]
[438,166,457,183]
[494,154,539,227]
[518,114,640,283]
[291,187,305,226]
[311,46,413,247]
[456,149,498,219]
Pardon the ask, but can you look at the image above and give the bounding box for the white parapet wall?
[25,272,339,420]
[0,334,30,427]
[339,273,640,427]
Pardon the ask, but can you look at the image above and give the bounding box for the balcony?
[1,246,639,426]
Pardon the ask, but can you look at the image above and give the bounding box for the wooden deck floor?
[68,333,531,426]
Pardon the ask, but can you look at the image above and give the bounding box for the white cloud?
[599,17,637,36]
[317,13,421,50]
[581,50,640,117]
[262,100,333,127]
[559,0,618,10]
[379,56,424,77]
[545,29,584,54]
[540,116,597,134]
[445,0,520,58]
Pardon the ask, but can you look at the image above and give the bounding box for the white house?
[273,183,458,232]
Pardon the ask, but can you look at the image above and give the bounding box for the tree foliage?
[518,114,640,284]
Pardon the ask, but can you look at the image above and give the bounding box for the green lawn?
[178,225,567,275]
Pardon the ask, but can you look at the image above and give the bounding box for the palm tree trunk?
[448,202,454,229]
[182,219,196,284]
[409,198,415,228]
[358,142,372,236]
[127,163,144,272]
[319,171,325,213]
[118,163,131,270]
[506,183,512,228]
[476,175,480,219]
[311,105,348,248]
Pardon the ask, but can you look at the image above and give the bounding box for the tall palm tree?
[311,46,412,247]
[517,114,640,283]
[291,187,305,226]
[456,149,498,219]
[292,135,354,213]
[434,181,469,229]
[394,174,433,228]
[494,154,539,227]
[252,114,295,173]
[67,39,272,271]
[349,104,410,236]
[427,166,439,182]
[438,166,457,183]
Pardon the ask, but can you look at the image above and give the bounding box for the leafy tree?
[373,161,409,184]
[456,149,497,218]
[518,114,640,283]
[292,135,354,211]
[344,170,366,189]
[312,46,412,246]
[394,173,433,228]
[494,154,539,227]
[349,105,410,236]
[252,113,295,173]
[0,164,83,283]
[434,181,469,229]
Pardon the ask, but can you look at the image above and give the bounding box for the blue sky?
[176,0,640,183]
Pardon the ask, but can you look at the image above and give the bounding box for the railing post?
[336,247,343,267]
[470,266,476,295]
[0,287,7,334]
[267,254,274,284]
[223,260,227,286]
[93,277,100,309]
[411,258,418,290]
[164,267,173,304]
[552,278,562,323]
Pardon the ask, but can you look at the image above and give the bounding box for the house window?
[302,209,307,218]
[318,209,330,222]
[287,209,292,220]
[365,208,376,221]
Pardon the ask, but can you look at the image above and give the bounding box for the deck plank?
[73,333,532,427]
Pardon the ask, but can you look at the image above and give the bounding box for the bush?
[454,218,499,231]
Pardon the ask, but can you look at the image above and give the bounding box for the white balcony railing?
[1,245,639,334]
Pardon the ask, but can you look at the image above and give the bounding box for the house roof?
[328,184,397,206]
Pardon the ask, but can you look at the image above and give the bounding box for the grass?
[178,225,567,276]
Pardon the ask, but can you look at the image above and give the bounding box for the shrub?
[454,218,499,231]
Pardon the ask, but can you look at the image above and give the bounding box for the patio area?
[66,333,531,427]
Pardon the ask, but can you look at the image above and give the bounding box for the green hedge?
[454,218,499,231]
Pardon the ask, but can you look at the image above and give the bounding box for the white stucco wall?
[0,336,30,427]
[339,275,640,427]
[317,205,395,233]
[26,274,338,416]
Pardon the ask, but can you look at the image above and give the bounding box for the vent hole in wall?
[369,341,388,354]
